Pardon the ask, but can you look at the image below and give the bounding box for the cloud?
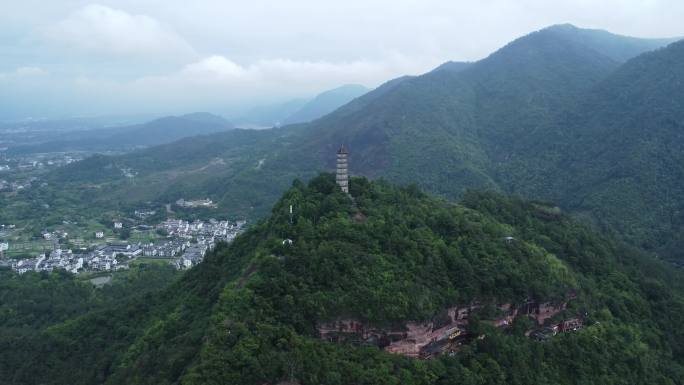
[182,56,249,79]
[3,0,684,119]
[25,54,426,117]
[0,66,47,80]
[14,66,46,76]
[46,4,195,57]
[0,51,427,118]
[176,54,426,87]
[129,54,427,101]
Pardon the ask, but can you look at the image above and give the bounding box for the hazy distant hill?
[7,112,234,154]
[283,84,370,124]
[0,115,158,149]
[21,24,684,262]
[234,84,370,128]
[107,112,234,147]
[234,98,309,128]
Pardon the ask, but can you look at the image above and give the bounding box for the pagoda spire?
[335,145,349,193]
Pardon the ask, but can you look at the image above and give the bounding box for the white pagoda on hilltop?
[336,145,349,193]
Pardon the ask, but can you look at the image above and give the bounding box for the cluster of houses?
[157,218,245,239]
[120,167,136,178]
[0,153,82,194]
[175,198,216,208]
[154,218,245,268]
[134,209,157,219]
[529,318,584,341]
[142,239,186,257]
[0,177,36,192]
[11,244,140,274]
[0,154,80,173]
[42,229,69,240]
[8,219,246,275]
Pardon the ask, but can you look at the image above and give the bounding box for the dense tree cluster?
[183,175,684,384]
[3,174,683,384]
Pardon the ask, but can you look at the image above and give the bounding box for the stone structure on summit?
[336,145,349,193]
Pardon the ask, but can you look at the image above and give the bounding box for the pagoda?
[335,145,349,193]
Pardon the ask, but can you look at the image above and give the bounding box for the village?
[0,152,83,192]
[6,218,246,275]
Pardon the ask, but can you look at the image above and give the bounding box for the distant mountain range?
[234,84,370,127]
[6,112,234,154]
[19,24,684,261]
[283,84,370,125]
[233,98,309,128]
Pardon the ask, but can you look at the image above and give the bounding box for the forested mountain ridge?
[561,39,684,253]
[3,175,684,384]
[498,39,684,254]
[10,24,684,262]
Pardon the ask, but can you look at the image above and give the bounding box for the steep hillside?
[265,28,684,261]
[3,175,684,384]
[264,24,677,198]
[283,84,370,124]
[486,38,684,258]
[555,40,684,255]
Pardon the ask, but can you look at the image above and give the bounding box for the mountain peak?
[282,84,370,125]
[542,23,580,32]
[528,24,680,62]
[545,23,579,30]
[429,61,472,74]
[328,83,369,92]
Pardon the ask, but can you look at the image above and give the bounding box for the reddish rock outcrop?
[317,299,572,359]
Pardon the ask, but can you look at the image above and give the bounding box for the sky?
[1,0,683,120]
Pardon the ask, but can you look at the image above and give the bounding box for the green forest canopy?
[3,174,684,384]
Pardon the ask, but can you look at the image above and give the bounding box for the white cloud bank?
[2,0,683,119]
[171,54,420,89]
[11,4,432,117]
[57,54,426,116]
[46,4,195,58]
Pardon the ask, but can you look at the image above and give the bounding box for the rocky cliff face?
[318,300,571,358]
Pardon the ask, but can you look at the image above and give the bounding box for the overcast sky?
[1,0,683,120]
